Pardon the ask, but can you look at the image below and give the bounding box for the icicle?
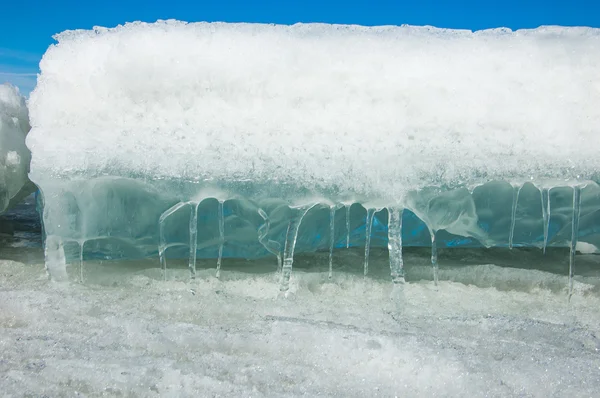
[215,200,225,278]
[280,203,317,293]
[78,240,85,284]
[159,245,167,281]
[158,243,167,281]
[328,205,336,280]
[430,229,438,286]
[540,188,550,254]
[188,202,199,281]
[257,209,282,272]
[546,188,552,252]
[345,204,351,248]
[508,185,522,249]
[364,208,376,276]
[44,235,68,282]
[568,186,582,300]
[387,207,405,284]
[158,201,190,281]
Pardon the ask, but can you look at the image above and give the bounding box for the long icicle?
[387,207,405,285]
[188,202,199,281]
[159,244,167,281]
[280,204,317,293]
[79,240,85,284]
[540,188,550,254]
[364,208,376,276]
[215,200,225,278]
[346,204,351,249]
[547,187,552,253]
[44,235,68,282]
[257,208,282,272]
[508,185,522,249]
[158,201,191,281]
[569,186,582,300]
[328,205,336,280]
[430,229,438,286]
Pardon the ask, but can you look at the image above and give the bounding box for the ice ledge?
[25,21,600,295]
[36,175,599,294]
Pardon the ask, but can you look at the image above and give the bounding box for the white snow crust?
[2,250,600,396]
[0,83,31,213]
[27,21,600,199]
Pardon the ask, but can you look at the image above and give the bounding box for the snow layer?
[0,83,31,213]
[1,249,600,396]
[27,21,600,199]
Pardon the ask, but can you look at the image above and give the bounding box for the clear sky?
[1,0,599,95]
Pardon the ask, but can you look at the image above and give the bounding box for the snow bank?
[0,83,32,213]
[27,21,600,199]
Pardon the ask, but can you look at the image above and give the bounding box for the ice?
[188,202,199,281]
[430,230,439,285]
[508,185,522,249]
[327,204,338,279]
[541,188,550,253]
[0,83,33,214]
[569,186,582,298]
[386,207,405,285]
[215,200,225,278]
[280,204,318,293]
[3,249,600,396]
[25,21,600,287]
[345,204,351,249]
[257,208,282,271]
[363,208,377,276]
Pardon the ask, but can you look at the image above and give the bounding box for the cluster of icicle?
[151,184,584,298]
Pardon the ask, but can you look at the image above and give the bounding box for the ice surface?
[25,21,600,286]
[0,83,32,214]
[2,250,600,396]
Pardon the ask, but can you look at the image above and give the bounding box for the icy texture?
[25,21,600,285]
[3,254,600,397]
[32,171,600,290]
[28,22,600,195]
[0,83,32,214]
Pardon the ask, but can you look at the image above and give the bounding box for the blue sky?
[1,0,599,95]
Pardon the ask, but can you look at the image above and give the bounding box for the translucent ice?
[25,21,600,286]
[0,83,33,214]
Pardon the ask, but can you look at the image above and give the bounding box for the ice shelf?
[25,21,600,292]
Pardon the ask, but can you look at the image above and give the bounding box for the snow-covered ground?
[1,245,600,397]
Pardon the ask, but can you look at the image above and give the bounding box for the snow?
[27,21,600,198]
[2,200,600,395]
[1,248,600,396]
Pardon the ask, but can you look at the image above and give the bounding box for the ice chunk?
[0,83,33,214]
[25,22,600,286]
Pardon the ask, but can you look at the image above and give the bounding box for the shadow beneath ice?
[0,193,44,264]
[66,245,600,297]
